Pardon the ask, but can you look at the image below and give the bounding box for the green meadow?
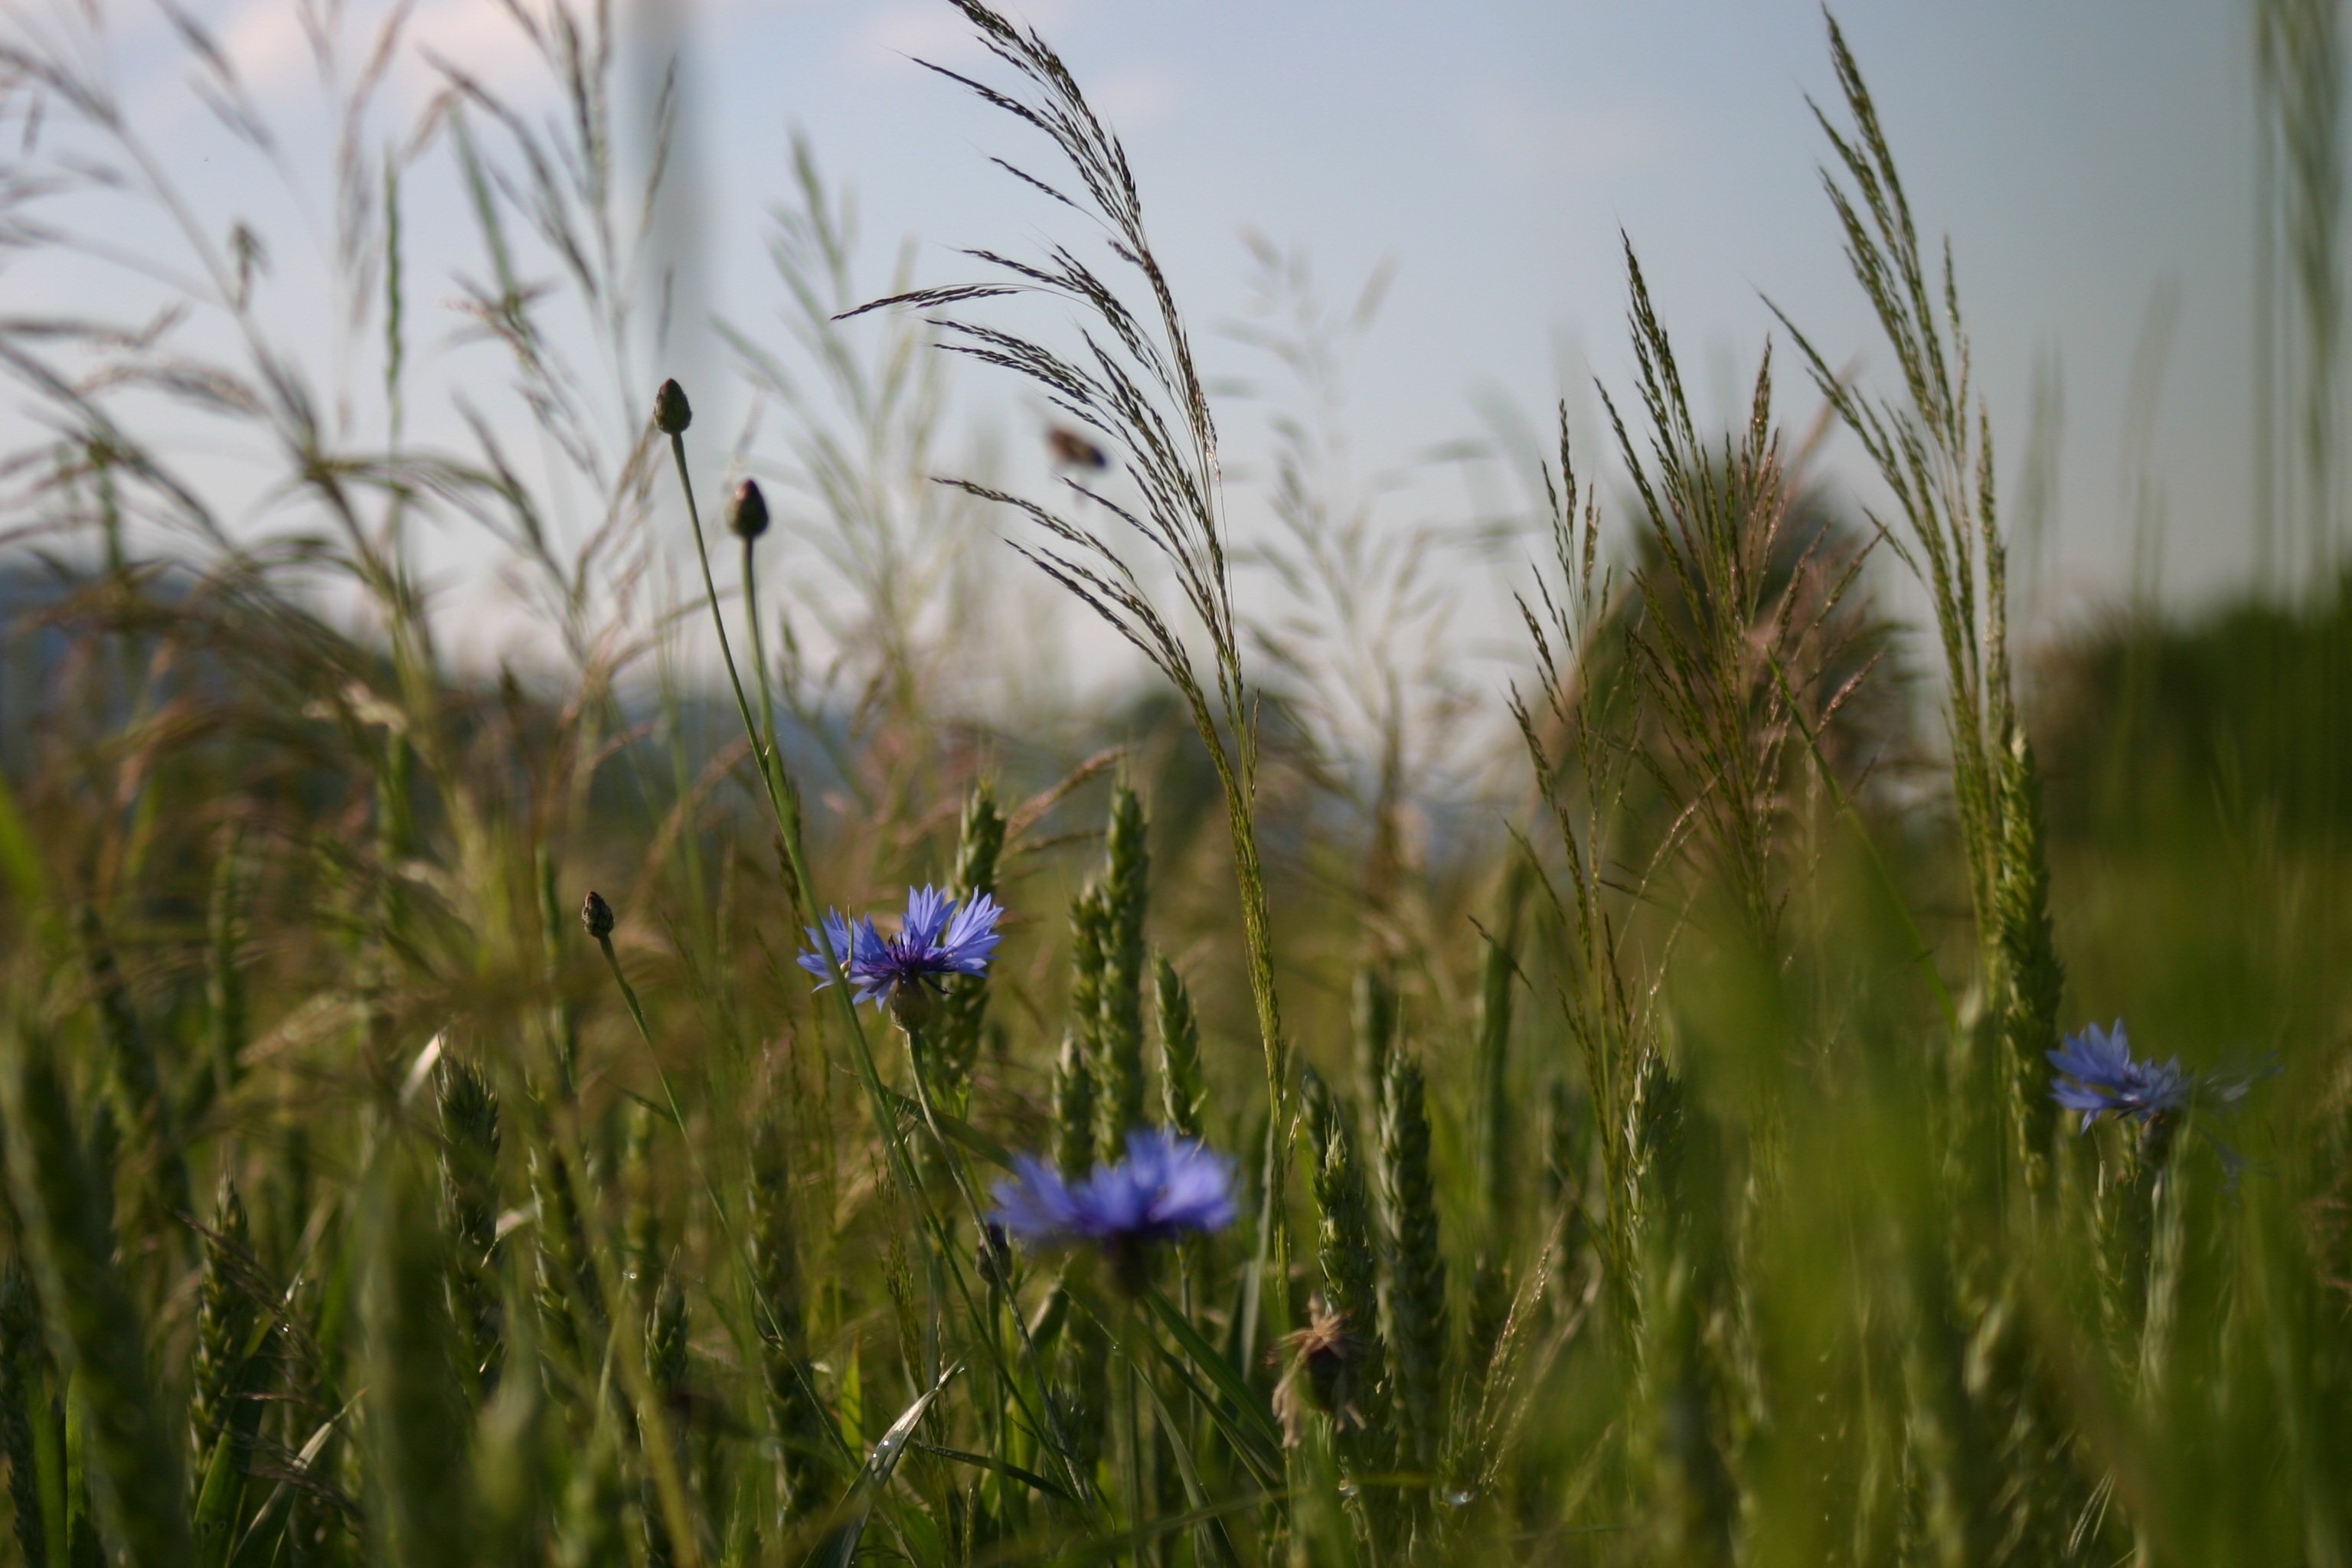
[0,2,2345,1563]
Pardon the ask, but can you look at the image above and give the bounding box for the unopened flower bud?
[580,890,616,940]
[727,478,769,541]
[652,378,692,436]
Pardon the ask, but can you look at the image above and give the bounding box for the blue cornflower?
[990,1129,1237,1292]
[796,885,1004,1014]
[2047,1020,2190,1132]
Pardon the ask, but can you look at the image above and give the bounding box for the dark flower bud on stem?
[580,890,616,941]
[652,378,692,436]
[727,479,769,541]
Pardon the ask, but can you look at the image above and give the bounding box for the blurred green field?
[0,3,2347,1566]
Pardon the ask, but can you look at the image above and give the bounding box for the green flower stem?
[740,533,782,777]
[665,423,947,1356]
[900,1021,1101,1514]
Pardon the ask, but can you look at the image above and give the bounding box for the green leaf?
[910,1441,1076,1503]
[805,1361,959,1568]
[875,1086,1017,1171]
[192,1433,241,1568]
[1142,1289,1283,1459]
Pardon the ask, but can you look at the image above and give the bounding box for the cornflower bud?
[580,890,616,941]
[652,378,692,436]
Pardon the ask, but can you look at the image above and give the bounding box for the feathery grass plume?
[75,903,192,1236]
[364,1148,475,1568]
[934,784,1009,1099]
[1510,407,1657,1318]
[189,1174,266,1482]
[436,1057,505,1395]
[1609,243,1864,955]
[1095,782,1151,1152]
[1378,1050,1449,1478]
[1298,1068,1387,1458]
[858,0,1297,1310]
[746,1114,830,1514]
[1775,18,2062,1181]
[1153,956,1206,1142]
[0,1259,57,1568]
[0,1019,188,1566]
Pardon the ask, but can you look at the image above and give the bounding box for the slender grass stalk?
[854,1,1297,1330]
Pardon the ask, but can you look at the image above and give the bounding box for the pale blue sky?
[5,0,2262,665]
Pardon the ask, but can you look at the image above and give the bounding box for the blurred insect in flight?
[1047,424,1109,472]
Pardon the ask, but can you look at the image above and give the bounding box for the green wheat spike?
[436,1057,505,1395]
[189,1173,264,1478]
[1351,964,1399,1127]
[530,1141,601,1365]
[935,784,1008,1099]
[1378,1050,1448,1478]
[1051,1030,1098,1182]
[1068,880,1109,1073]
[1299,1067,1387,1445]
[0,1019,188,1567]
[1095,781,1150,1152]
[1152,956,1206,1141]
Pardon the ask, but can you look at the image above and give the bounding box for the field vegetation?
[0,2,2346,1564]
